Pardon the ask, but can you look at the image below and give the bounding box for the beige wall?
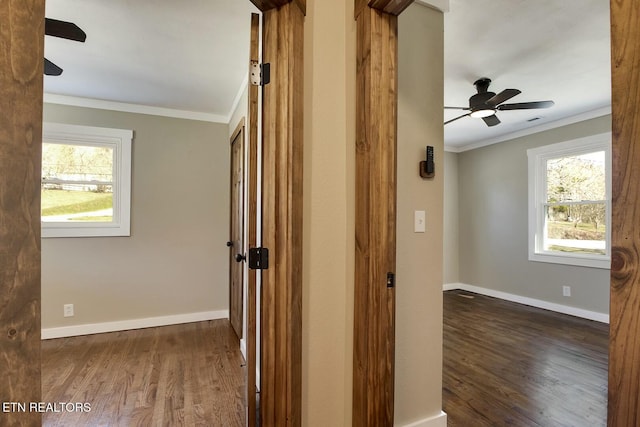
[396,3,445,424]
[444,151,459,284]
[302,1,444,425]
[458,115,611,314]
[302,0,355,424]
[42,104,230,329]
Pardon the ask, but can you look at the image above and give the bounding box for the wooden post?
[249,1,305,425]
[353,1,412,425]
[0,1,44,426]
[608,0,640,425]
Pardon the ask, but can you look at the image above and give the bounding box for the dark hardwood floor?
[443,290,609,427]
[41,319,246,427]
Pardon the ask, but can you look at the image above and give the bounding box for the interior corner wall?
[41,103,230,330]
[302,0,355,424]
[396,3,445,425]
[458,115,612,314]
[443,151,459,284]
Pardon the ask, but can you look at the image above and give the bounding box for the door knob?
[235,253,246,262]
[226,241,233,247]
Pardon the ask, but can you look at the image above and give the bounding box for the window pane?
[41,143,114,223]
[42,185,113,222]
[42,143,113,183]
[546,151,605,203]
[544,203,606,255]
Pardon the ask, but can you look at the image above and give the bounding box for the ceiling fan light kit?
[444,78,554,127]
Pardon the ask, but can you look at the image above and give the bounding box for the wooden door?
[229,122,245,339]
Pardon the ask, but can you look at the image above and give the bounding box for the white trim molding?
[443,283,609,323]
[44,93,229,123]
[42,310,229,339]
[446,106,612,153]
[399,411,448,427]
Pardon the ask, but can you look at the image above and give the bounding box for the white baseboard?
[399,411,447,427]
[443,283,609,324]
[42,310,229,339]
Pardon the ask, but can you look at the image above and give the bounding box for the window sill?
[529,252,611,269]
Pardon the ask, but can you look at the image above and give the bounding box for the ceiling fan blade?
[45,18,86,42]
[44,58,63,76]
[444,113,470,125]
[497,101,555,110]
[482,114,501,127]
[485,89,521,107]
[444,106,470,110]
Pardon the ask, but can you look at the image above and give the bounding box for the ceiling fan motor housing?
[469,92,496,111]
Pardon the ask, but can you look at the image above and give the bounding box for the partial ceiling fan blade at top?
[482,114,501,127]
[45,18,86,42]
[444,106,470,110]
[444,113,470,125]
[497,101,555,110]
[485,89,521,107]
[44,58,63,76]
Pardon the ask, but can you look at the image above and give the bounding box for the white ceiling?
[44,1,612,151]
[44,0,259,121]
[443,0,611,151]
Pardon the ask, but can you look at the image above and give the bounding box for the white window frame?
[527,133,611,269]
[42,123,133,238]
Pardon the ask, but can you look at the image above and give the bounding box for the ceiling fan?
[444,78,554,127]
[44,18,87,76]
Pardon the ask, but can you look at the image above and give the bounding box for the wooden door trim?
[259,3,305,425]
[247,12,260,427]
[0,1,44,425]
[608,0,640,424]
[353,2,412,425]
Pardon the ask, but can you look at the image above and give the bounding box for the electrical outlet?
[562,286,571,297]
[63,304,74,317]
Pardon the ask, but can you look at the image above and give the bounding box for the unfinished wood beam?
[609,0,640,425]
[0,1,44,425]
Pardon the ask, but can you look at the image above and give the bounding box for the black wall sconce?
[420,146,435,179]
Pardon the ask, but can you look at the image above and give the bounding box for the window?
[527,133,611,269]
[41,123,133,238]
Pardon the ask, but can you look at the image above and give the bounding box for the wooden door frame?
[229,118,246,340]
[608,0,640,424]
[248,1,305,425]
[352,1,413,425]
[0,1,44,426]
[246,13,260,427]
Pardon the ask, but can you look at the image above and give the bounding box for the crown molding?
[43,93,229,123]
[445,106,612,153]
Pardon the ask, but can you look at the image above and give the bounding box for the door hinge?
[248,247,269,270]
[250,61,271,86]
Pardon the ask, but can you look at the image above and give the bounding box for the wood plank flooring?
[443,290,609,427]
[41,320,246,427]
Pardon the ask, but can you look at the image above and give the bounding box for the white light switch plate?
[414,210,426,233]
